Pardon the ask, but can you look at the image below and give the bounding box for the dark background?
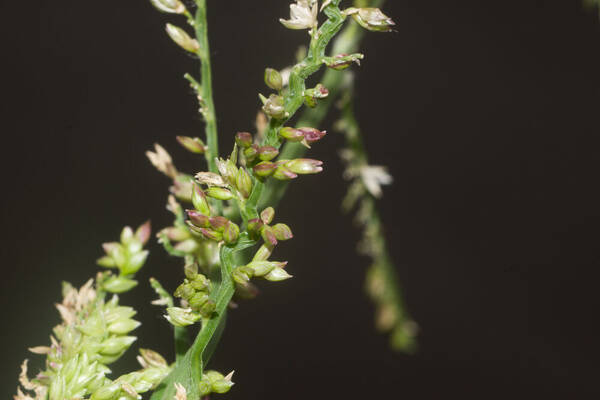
[2,0,600,398]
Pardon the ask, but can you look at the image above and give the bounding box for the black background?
[2,0,600,398]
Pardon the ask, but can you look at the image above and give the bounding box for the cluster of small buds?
[248,207,293,246]
[343,7,396,32]
[96,221,151,293]
[172,263,216,319]
[16,277,149,399]
[198,370,235,397]
[322,53,364,70]
[232,207,294,290]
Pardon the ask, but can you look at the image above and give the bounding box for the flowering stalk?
[260,0,387,207]
[336,83,418,351]
[16,1,404,399]
[258,0,416,352]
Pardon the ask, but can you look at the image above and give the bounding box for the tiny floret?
[280,0,318,30]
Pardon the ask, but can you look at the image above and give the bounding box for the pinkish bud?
[205,187,234,201]
[177,136,207,154]
[135,220,152,245]
[285,159,323,174]
[272,223,293,241]
[258,146,279,161]
[273,165,298,181]
[235,132,253,148]
[261,225,278,246]
[247,218,264,237]
[187,210,210,228]
[223,221,240,244]
[279,127,305,142]
[209,216,229,231]
[161,226,190,241]
[260,207,275,225]
[253,161,277,178]
[298,128,327,144]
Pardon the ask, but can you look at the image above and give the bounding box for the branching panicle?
[17,1,407,399]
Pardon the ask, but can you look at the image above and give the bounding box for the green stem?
[150,235,256,400]
[194,0,219,174]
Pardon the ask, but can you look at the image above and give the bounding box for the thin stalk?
[194,0,219,174]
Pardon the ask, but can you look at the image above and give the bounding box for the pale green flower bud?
[79,314,105,337]
[198,228,223,242]
[190,274,210,291]
[212,378,234,394]
[177,136,206,154]
[273,165,298,181]
[165,24,200,53]
[121,250,149,275]
[258,146,279,161]
[235,132,253,148]
[253,161,277,178]
[104,305,136,324]
[90,382,120,400]
[103,276,138,293]
[97,256,117,268]
[120,226,134,244]
[272,223,293,241]
[100,336,137,356]
[245,261,287,277]
[165,307,201,327]
[184,262,199,280]
[149,0,186,14]
[252,244,274,262]
[260,207,275,225]
[192,185,211,215]
[264,68,283,91]
[261,225,278,246]
[285,158,323,174]
[223,221,240,244]
[215,158,238,183]
[138,349,168,368]
[206,187,234,201]
[108,319,141,335]
[235,167,253,199]
[189,292,210,311]
[264,267,293,282]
